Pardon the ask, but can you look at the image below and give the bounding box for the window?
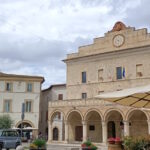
[27,83,33,92]
[2,131,18,137]
[89,125,95,131]
[98,91,104,94]
[6,82,12,91]
[116,67,125,79]
[58,94,63,100]
[136,64,143,77]
[82,93,87,99]
[98,69,104,81]
[25,100,32,113]
[82,72,86,83]
[4,100,11,113]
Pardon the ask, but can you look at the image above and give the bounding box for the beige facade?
[48,22,150,145]
[39,84,66,138]
[0,72,44,138]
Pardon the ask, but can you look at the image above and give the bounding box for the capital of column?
[123,120,130,126]
[82,120,87,125]
[147,120,150,125]
[64,120,68,125]
[102,120,107,127]
[48,120,52,126]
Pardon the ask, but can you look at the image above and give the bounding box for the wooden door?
[75,126,83,141]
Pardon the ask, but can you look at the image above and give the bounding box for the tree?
[0,115,14,129]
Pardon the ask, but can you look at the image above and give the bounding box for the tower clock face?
[113,34,125,47]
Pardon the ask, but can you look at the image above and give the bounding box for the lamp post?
[21,103,25,138]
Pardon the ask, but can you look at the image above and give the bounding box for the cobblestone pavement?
[6,142,108,150]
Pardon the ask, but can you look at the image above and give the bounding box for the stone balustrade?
[48,98,113,108]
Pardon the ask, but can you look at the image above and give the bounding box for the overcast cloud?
[0,0,149,88]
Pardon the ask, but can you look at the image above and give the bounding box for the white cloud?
[0,0,149,88]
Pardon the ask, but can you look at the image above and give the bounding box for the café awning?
[95,84,150,108]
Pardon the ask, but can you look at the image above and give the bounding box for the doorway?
[75,126,83,141]
[108,121,116,138]
[53,127,59,140]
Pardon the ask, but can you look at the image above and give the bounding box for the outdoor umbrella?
[95,84,150,108]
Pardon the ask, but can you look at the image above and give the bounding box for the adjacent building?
[48,22,150,145]
[39,84,66,139]
[0,72,44,138]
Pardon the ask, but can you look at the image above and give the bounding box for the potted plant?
[81,141,98,150]
[30,138,46,150]
[108,137,115,144]
[115,137,122,145]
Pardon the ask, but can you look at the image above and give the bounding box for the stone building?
[48,22,150,145]
[0,72,44,138]
[39,84,66,139]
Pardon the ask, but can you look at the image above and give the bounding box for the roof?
[0,72,44,83]
[42,83,66,92]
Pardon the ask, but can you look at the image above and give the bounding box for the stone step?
[47,144,108,150]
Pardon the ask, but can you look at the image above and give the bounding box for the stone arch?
[15,120,35,128]
[84,108,103,121]
[126,108,149,137]
[66,109,83,142]
[104,108,125,121]
[84,108,103,143]
[49,109,65,121]
[49,109,65,141]
[104,108,124,138]
[125,108,149,121]
[65,109,84,121]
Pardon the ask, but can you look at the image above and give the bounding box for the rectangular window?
[82,93,87,99]
[136,64,143,77]
[98,69,104,81]
[6,82,12,91]
[89,125,95,131]
[4,100,11,113]
[25,101,32,113]
[27,83,33,92]
[58,94,63,100]
[116,67,122,79]
[98,91,104,94]
[82,72,86,83]
[116,67,125,79]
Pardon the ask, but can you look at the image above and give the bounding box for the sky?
[0,0,149,89]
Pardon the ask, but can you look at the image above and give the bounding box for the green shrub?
[123,136,150,150]
[0,115,14,129]
[33,139,46,148]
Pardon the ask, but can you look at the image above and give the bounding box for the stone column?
[102,121,107,143]
[147,120,150,135]
[124,121,130,136]
[82,121,87,142]
[65,121,69,143]
[48,120,52,142]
